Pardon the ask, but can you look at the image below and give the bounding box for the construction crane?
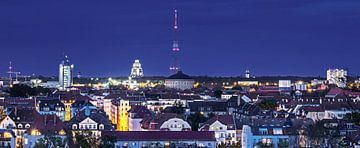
[7,62,21,86]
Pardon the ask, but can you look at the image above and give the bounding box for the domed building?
[165,71,194,90]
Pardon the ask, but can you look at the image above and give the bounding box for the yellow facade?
[116,99,130,131]
[63,100,75,121]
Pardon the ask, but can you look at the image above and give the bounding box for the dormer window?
[18,124,23,128]
[25,124,30,128]
[72,124,77,130]
[99,124,104,130]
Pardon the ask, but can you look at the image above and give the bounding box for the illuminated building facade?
[279,80,291,91]
[327,68,347,88]
[103,98,113,122]
[61,99,75,122]
[111,99,131,131]
[130,59,144,78]
[165,71,194,90]
[68,108,114,138]
[59,55,74,90]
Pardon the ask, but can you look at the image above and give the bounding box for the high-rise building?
[327,68,347,88]
[130,59,144,78]
[59,55,74,90]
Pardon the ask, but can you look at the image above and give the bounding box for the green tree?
[34,138,47,148]
[214,90,223,98]
[8,84,36,97]
[8,84,51,97]
[345,112,360,126]
[305,121,326,146]
[187,112,208,131]
[100,135,117,148]
[257,99,278,110]
[34,136,65,148]
[70,131,99,148]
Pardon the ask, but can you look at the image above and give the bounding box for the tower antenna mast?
[170,9,181,73]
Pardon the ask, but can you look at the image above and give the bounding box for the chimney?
[320,98,322,104]
[237,95,241,106]
[14,107,17,116]
[44,114,47,126]
[54,115,56,125]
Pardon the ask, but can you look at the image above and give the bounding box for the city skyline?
[0,0,359,77]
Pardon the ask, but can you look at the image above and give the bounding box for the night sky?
[0,0,359,77]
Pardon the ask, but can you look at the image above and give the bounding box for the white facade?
[237,81,258,86]
[59,55,74,90]
[159,118,191,131]
[305,112,325,122]
[129,118,142,131]
[164,79,194,90]
[324,110,352,119]
[130,59,144,78]
[241,125,290,148]
[279,80,291,89]
[221,94,237,100]
[103,98,113,121]
[294,82,307,91]
[146,99,175,113]
[0,116,16,129]
[327,69,347,88]
[72,117,104,138]
[201,121,237,145]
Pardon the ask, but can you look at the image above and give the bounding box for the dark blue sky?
[0,0,359,77]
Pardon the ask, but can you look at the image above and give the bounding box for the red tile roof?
[326,88,344,96]
[140,113,186,130]
[28,114,66,135]
[200,115,236,130]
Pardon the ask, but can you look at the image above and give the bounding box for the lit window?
[31,129,41,136]
[3,132,12,138]
[59,129,66,135]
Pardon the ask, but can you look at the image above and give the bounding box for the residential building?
[23,114,66,148]
[199,115,237,145]
[103,131,217,148]
[128,106,152,131]
[140,113,191,131]
[67,108,114,138]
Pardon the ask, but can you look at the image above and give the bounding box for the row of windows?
[218,132,235,138]
[72,124,104,130]
[169,124,185,128]
[17,124,30,129]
